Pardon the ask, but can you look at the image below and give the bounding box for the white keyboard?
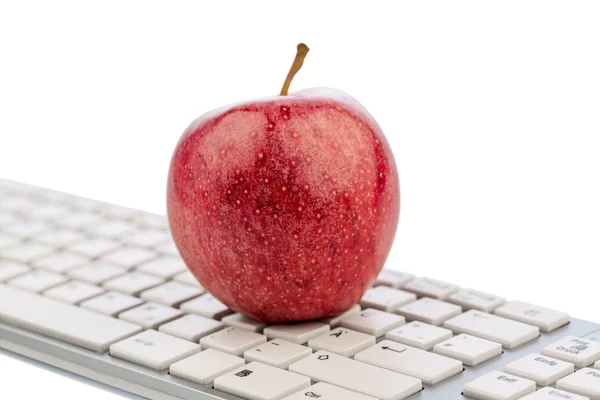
[1,178,599,400]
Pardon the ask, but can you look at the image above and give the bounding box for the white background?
[1,0,599,398]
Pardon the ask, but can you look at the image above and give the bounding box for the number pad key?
[397,298,462,326]
[341,308,405,337]
[308,327,375,357]
[504,353,574,386]
[542,336,600,368]
[214,361,310,400]
[200,327,267,356]
[170,349,245,385]
[118,302,182,329]
[109,329,200,371]
[464,371,536,400]
[495,301,569,332]
[433,333,502,366]
[385,321,452,350]
[360,286,416,312]
[244,339,312,369]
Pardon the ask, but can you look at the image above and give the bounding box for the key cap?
[360,286,416,311]
[156,241,180,256]
[103,272,163,295]
[80,291,143,316]
[99,247,157,269]
[245,339,312,368]
[222,313,268,332]
[170,349,245,385]
[70,196,104,212]
[403,277,460,300]
[214,361,310,400]
[541,336,600,368]
[172,270,202,287]
[308,327,375,357]
[136,255,187,278]
[385,321,453,350]
[397,298,462,325]
[264,322,330,344]
[520,387,591,400]
[448,288,506,312]
[320,304,361,328]
[88,220,137,238]
[180,293,232,320]
[29,204,69,220]
[283,382,377,400]
[200,327,267,356]
[136,213,169,230]
[8,269,68,292]
[101,204,142,220]
[118,302,182,329]
[67,237,121,258]
[289,350,422,400]
[68,261,126,284]
[0,196,39,212]
[2,242,54,263]
[0,285,141,352]
[122,229,168,248]
[32,252,88,273]
[464,370,536,400]
[4,220,49,238]
[0,214,19,227]
[43,280,105,304]
[158,314,224,342]
[59,211,102,229]
[433,333,502,366]
[356,340,462,385]
[374,269,415,288]
[557,369,600,400]
[495,301,569,332]
[341,308,405,337]
[596,360,600,369]
[0,260,30,282]
[0,234,21,249]
[140,281,203,307]
[109,329,200,371]
[35,228,82,247]
[504,353,575,386]
[443,310,539,349]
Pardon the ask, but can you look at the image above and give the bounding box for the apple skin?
[167,88,399,323]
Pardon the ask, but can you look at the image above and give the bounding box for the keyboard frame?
[2,319,599,400]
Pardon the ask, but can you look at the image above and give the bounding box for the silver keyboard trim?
[2,318,600,400]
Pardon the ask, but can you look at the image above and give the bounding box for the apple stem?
[280,43,310,96]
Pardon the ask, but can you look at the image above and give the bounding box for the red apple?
[167,44,399,322]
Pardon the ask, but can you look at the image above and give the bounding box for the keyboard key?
[264,322,330,344]
[68,261,126,284]
[356,340,462,385]
[103,272,163,295]
[283,382,377,400]
[385,321,452,350]
[341,308,405,337]
[0,196,39,212]
[2,242,54,263]
[403,277,460,300]
[140,281,203,307]
[320,304,361,328]
[200,327,267,356]
[0,260,30,282]
[43,280,105,304]
[101,204,142,220]
[374,269,415,288]
[0,213,19,227]
[495,301,569,332]
[504,353,575,386]
[308,327,375,357]
[59,211,102,229]
[172,270,202,287]
[520,387,591,400]
[397,298,462,325]
[155,241,180,256]
[80,291,143,316]
[29,204,69,220]
[8,269,67,292]
[463,370,536,400]
[443,310,539,349]
[88,220,137,238]
[122,229,169,248]
[180,293,232,320]
[99,247,157,269]
[214,361,310,400]
[67,237,121,258]
[222,313,268,332]
[541,336,600,368]
[289,350,422,400]
[4,220,49,238]
[596,360,600,369]
[448,288,506,312]
[158,314,223,342]
[35,229,83,247]
[556,368,600,399]
[245,339,312,368]
[135,256,187,278]
[360,286,416,311]
[0,234,22,250]
[136,213,169,230]
[0,285,142,352]
[433,333,502,366]
[32,252,88,273]
[118,302,182,329]
[110,329,200,371]
[70,196,104,212]
[170,349,245,385]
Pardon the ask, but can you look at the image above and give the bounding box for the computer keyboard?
[0,177,599,400]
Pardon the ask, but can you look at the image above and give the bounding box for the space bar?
[0,284,142,352]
